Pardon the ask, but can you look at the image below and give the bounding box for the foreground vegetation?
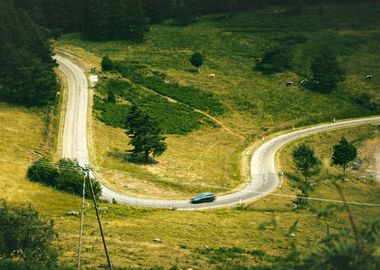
[1,100,379,269]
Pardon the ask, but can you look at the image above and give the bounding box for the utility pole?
[86,166,113,270]
[77,173,87,270]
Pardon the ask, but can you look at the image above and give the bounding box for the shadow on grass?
[284,172,303,183]
[185,68,199,74]
[107,151,158,165]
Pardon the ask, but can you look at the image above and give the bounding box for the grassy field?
[1,3,377,269]
[56,3,380,197]
[1,101,379,269]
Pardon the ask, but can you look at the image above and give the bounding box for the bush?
[189,52,204,72]
[352,93,378,111]
[0,200,58,269]
[101,55,114,71]
[27,158,102,199]
[27,157,58,186]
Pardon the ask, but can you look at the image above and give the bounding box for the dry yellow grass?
[92,120,245,198]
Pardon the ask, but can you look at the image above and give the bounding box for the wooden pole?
[87,170,113,270]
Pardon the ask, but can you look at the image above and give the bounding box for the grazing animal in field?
[255,57,263,62]
[300,79,308,85]
[366,75,374,80]
[208,73,216,79]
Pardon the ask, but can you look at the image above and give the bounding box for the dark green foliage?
[94,97,131,128]
[142,0,172,23]
[94,79,210,134]
[82,0,149,41]
[116,61,224,115]
[0,200,58,269]
[311,48,346,92]
[189,52,204,72]
[257,46,293,73]
[27,158,102,199]
[27,157,58,186]
[101,55,114,71]
[173,1,195,26]
[292,144,320,181]
[107,90,116,103]
[125,105,167,162]
[352,93,378,111]
[331,137,357,172]
[0,0,58,106]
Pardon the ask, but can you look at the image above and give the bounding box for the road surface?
[56,55,380,210]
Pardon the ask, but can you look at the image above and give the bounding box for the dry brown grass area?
[92,120,245,198]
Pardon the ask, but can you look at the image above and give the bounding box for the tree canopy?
[125,105,167,162]
[189,52,204,72]
[0,0,58,107]
[292,143,320,181]
[331,137,357,172]
[0,200,58,269]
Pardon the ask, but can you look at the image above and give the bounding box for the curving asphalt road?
[56,55,380,210]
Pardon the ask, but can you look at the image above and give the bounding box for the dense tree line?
[0,0,58,106]
[1,0,369,106]
[10,0,370,41]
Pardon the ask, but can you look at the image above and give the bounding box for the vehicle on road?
[190,192,216,204]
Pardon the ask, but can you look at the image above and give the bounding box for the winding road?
[56,55,380,210]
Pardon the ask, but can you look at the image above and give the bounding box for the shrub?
[27,158,102,199]
[101,55,114,71]
[352,93,378,111]
[27,157,58,186]
[189,52,204,72]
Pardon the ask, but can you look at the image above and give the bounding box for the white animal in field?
[208,73,216,79]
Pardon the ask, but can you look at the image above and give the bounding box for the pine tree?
[292,144,320,181]
[331,137,357,172]
[124,0,149,41]
[189,52,204,73]
[125,105,167,162]
[0,0,58,106]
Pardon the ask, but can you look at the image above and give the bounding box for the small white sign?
[89,75,99,83]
